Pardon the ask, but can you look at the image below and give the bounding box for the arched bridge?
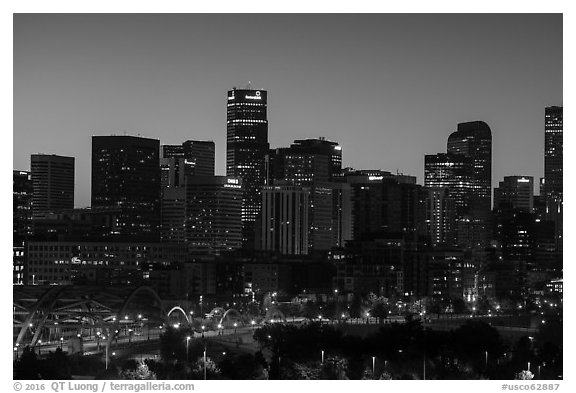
[13,285,168,348]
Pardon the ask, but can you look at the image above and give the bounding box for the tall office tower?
[543,106,563,201]
[13,170,32,285]
[161,141,215,187]
[185,176,243,253]
[424,153,473,219]
[92,135,160,241]
[159,140,216,243]
[161,187,186,243]
[160,145,186,188]
[346,173,425,241]
[226,88,269,248]
[289,138,342,178]
[425,187,456,246]
[260,185,310,255]
[265,138,344,251]
[331,182,354,248]
[493,176,534,213]
[13,170,33,242]
[183,140,215,177]
[30,154,75,217]
[447,121,492,246]
[543,106,563,255]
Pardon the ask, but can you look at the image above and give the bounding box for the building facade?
[91,135,161,241]
[226,88,269,248]
[543,106,563,201]
[185,176,243,253]
[494,176,534,213]
[260,185,310,255]
[446,121,493,247]
[31,154,75,217]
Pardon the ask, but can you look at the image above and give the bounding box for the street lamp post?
[321,350,324,364]
[372,356,376,376]
[203,346,207,380]
[201,325,205,339]
[485,351,488,370]
[233,322,238,335]
[186,336,191,362]
[60,337,64,350]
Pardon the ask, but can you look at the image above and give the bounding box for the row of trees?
[251,318,562,379]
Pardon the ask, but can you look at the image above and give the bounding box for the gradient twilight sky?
[13,13,562,208]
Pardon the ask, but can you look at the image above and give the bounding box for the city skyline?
[14,14,562,208]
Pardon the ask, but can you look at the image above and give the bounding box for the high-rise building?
[13,170,33,243]
[346,172,425,241]
[447,121,492,247]
[161,140,215,187]
[424,153,473,219]
[183,140,215,177]
[289,138,342,178]
[30,154,75,217]
[161,187,186,243]
[91,135,160,241]
[185,176,243,253]
[13,170,32,285]
[226,88,269,248]
[260,185,310,255]
[424,187,456,246]
[494,176,534,213]
[265,138,345,252]
[543,106,563,201]
[160,145,186,188]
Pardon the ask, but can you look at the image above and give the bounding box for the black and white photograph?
[9,6,566,386]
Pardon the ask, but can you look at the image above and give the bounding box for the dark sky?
[13,14,562,208]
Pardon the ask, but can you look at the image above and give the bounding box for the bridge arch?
[219,308,242,326]
[105,286,167,351]
[208,307,225,318]
[15,285,71,347]
[167,306,190,323]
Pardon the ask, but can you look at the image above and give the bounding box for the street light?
[201,325,205,339]
[60,337,64,350]
[372,356,376,376]
[233,322,238,335]
[251,320,256,330]
[186,336,191,362]
[321,350,325,364]
[203,346,207,380]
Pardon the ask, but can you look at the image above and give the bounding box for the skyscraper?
[424,153,473,219]
[446,121,493,247]
[13,170,33,242]
[543,106,563,201]
[543,106,563,255]
[260,185,310,255]
[161,140,215,187]
[346,171,425,241]
[493,176,534,213]
[91,135,160,240]
[424,187,456,246]
[30,154,75,217]
[447,121,492,210]
[182,140,215,177]
[226,88,269,248]
[185,176,243,253]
